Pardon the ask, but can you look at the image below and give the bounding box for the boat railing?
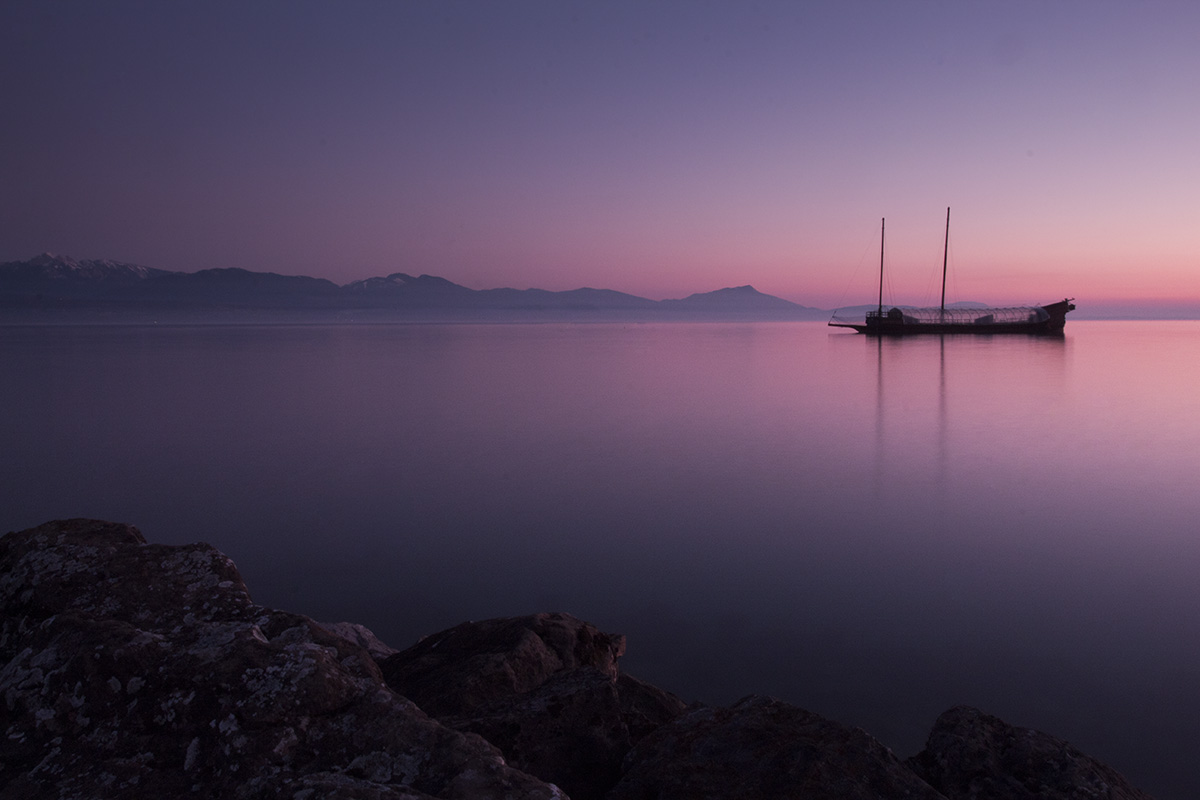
[851,306,1050,326]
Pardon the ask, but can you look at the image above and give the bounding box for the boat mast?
[878,217,885,316]
[940,207,950,316]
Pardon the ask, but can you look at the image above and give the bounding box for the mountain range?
[0,253,828,321]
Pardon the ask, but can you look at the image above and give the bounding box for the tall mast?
[878,217,885,316]
[940,206,950,314]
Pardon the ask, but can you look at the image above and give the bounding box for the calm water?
[3,321,1198,797]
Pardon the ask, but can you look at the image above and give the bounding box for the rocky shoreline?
[1,519,1153,799]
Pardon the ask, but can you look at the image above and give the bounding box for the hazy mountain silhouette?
[660,285,806,313]
[1,253,171,285]
[137,268,342,307]
[0,254,825,319]
[342,272,476,302]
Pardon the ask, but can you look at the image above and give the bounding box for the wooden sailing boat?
[828,208,1074,334]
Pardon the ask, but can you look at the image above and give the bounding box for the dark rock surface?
[0,519,563,799]
[606,694,948,800]
[382,614,689,800]
[1,519,1156,799]
[380,614,628,717]
[908,706,1154,800]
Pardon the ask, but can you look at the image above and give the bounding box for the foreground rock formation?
[908,706,1154,800]
[1,520,1154,799]
[0,520,562,799]
[380,614,688,800]
[609,695,946,800]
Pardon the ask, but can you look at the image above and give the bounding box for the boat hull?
[829,299,1075,335]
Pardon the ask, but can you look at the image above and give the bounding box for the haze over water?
[3,320,1197,797]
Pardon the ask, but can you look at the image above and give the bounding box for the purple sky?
[3,1,1198,309]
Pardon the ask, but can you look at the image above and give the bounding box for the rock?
[606,694,948,800]
[907,706,1153,800]
[380,613,627,717]
[381,614,687,800]
[0,519,565,799]
[320,621,400,661]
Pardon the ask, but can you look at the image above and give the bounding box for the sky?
[2,0,1198,311]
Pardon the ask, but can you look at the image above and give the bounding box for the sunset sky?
[2,1,1198,311]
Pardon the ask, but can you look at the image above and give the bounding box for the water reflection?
[870,334,953,499]
[860,331,1071,528]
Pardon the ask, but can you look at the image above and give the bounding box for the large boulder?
[0,519,564,799]
[907,706,1153,800]
[382,614,687,800]
[606,694,948,800]
[380,613,627,717]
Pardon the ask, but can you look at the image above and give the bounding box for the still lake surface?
[3,320,1197,797]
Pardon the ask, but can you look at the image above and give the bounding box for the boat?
[828,208,1074,334]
